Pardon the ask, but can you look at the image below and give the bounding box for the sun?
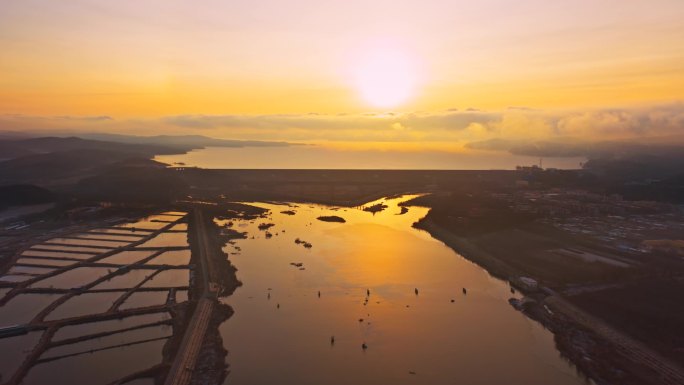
[353,47,418,109]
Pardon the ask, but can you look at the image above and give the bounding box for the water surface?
[22,339,166,385]
[218,196,587,385]
[155,146,585,170]
[0,211,190,384]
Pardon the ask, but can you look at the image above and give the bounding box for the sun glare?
[353,47,418,109]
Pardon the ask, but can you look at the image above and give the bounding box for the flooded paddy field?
[75,233,144,242]
[147,250,191,266]
[0,211,191,384]
[13,257,76,267]
[0,275,33,284]
[29,267,114,289]
[22,338,168,385]
[136,232,189,248]
[141,269,190,288]
[91,269,158,290]
[168,223,188,232]
[19,250,98,260]
[52,312,171,341]
[119,291,174,310]
[0,331,42,380]
[98,250,157,265]
[89,228,149,237]
[42,323,171,359]
[217,196,590,385]
[28,244,116,254]
[0,293,62,325]
[7,265,56,276]
[44,292,126,321]
[45,238,132,247]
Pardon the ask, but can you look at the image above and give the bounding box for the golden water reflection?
[218,195,587,385]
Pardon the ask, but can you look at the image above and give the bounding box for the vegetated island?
[295,238,313,248]
[363,203,388,214]
[281,210,296,215]
[257,222,275,230]
[317,215,346,223]
[220,228,248,242]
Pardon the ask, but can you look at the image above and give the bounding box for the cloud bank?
[1,102,682,157]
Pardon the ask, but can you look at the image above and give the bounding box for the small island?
[363,203,388,214]
[258,223,275,230]
[317,215,346,223]
[295,238,313,248]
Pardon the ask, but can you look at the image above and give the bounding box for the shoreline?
[413,217,684,385]
[163,207,242,385]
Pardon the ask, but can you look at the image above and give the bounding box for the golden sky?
[0,0,683,146]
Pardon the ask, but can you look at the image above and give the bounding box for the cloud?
[55,115,113,121]
[466,138,592,157]
[159,110,500,138]
[1,103,683,156]
[157,103,684,142]
[555,105,684,138]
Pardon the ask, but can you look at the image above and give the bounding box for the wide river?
[217,195,589,385]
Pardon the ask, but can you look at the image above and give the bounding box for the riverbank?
[163,207,243,385]
[413,217,684,385]
[213,196,590,385]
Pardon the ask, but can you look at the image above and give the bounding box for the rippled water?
[218,195,588,385]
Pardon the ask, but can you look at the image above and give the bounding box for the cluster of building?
[492,188,684,258]
[496,189,677,218]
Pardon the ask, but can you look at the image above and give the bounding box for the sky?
[1,0,683,155]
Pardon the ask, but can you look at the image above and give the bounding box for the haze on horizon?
[1,0,683,160]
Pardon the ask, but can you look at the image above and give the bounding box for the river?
[216,195,589,385]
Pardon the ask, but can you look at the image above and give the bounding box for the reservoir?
[217,195,589,385]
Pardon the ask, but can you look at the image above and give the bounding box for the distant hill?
[0,133,296,187]
[0,133,294,163]
[0,131,33,141]
[0,184,56,209]
[75,165,188,204]
[0,148,165,186]
[0,135,204,186]
[0,136,182,160]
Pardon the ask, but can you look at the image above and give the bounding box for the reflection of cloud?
[1,103,683,156]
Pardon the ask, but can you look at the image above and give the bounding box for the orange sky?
[0,0,683,145]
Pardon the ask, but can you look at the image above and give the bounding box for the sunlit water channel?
[218,195,588,385]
